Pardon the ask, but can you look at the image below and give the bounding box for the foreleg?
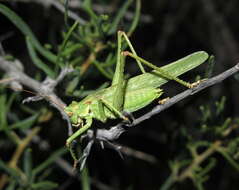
[66,117,93,147]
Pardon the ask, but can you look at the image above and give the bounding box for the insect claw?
[189,79,207,88]
[122,111,135,124]
[158,97,170,104]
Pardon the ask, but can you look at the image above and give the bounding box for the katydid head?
[64,101,90,127]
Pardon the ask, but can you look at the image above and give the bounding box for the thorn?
[100,141,104,149]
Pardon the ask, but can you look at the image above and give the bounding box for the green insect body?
[65,86,162,124]
[65,31,209,147]
[65,51,208,125]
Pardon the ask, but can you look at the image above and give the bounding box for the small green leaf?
[108,0,133,35]
[24,149,33,180]
[93,60,113,80]
[0,94,7,130]
[204,55,215,78]
[64,0,69,25]
[58,21,79,66]
[81,166,91,190]
[61,43,83,57]
[127,0,141,36]
[82,0,96,19]
[32,148,67,176]
[31,181,58,190]
[0,160,20,180]
[0,4,57,63]
[6,93,18,114]
[9,113,39,130]
[60,21,79,53]
[6,181,17,190]
[218,148,239,171]
[215,96,226,116]
[26,37,56,78]
[70,56,84,66]
[66,76,80,94]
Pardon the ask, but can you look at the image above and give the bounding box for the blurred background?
[1,0,239,189]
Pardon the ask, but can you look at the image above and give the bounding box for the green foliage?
[0,4,57,63]
[0,1,141,189]
[1,1,239,190]
[160,97,239,190]
[26,37,55,78]
[0,0,141,92]
[0,148,66,190]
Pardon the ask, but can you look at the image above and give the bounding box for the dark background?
[1,0,239,189]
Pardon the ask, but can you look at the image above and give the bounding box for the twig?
[0,56,73,135]
[1,55,239,155]
[131,63,239,126]
[177,141,221,181]
[1,57,239,173]
[0,77,17,84]
[73,63,239,168]
[120,145,157,164]
[0,57,64,106]
[93,63,239,141]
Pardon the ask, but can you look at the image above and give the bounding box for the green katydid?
[64,31,209,147]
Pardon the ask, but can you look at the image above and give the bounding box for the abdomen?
[123,88,163,113]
